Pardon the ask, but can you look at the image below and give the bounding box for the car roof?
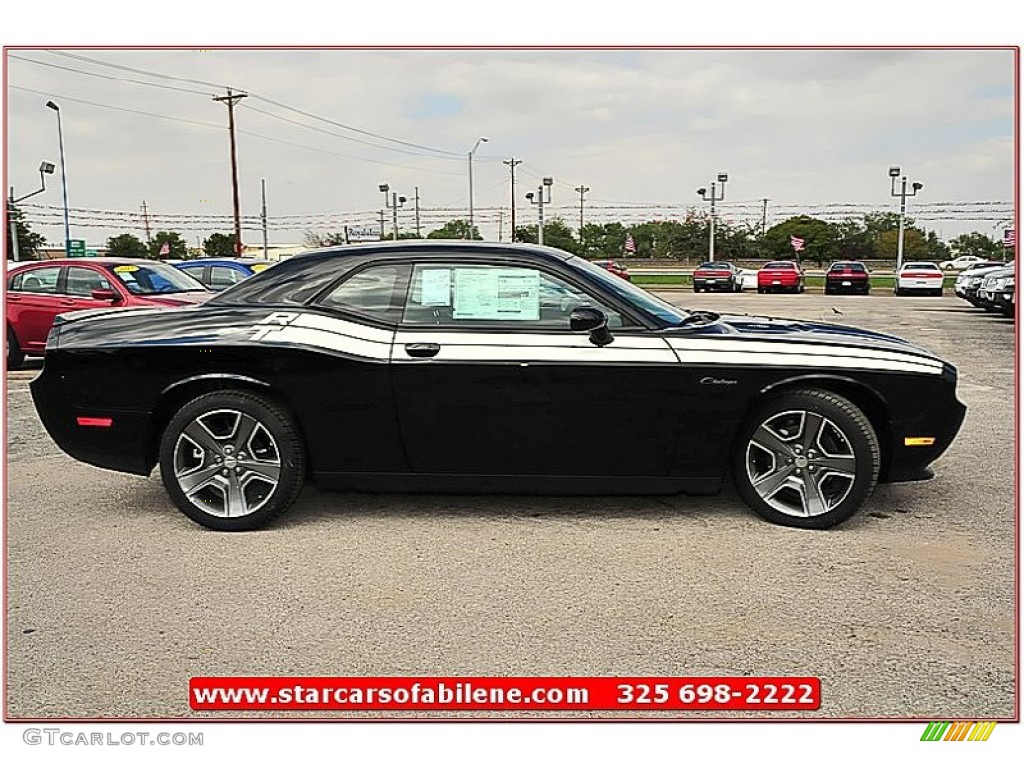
[294,240,576,262]
[9,258,169,268]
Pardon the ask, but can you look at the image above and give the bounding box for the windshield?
[110,262,209,295]
[570,256,688,325]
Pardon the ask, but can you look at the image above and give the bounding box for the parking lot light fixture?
[697,172,728,261]
[526,178,553,245]
[9,161,56,261]
[46,100,71,257]
[889,167,923,271]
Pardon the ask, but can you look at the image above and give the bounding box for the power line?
[9,54,213,96]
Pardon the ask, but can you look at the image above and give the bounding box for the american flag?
[624,233,636,254]
[159,241,170,256]
[790,235,805,252]
[1004,228,1016,248]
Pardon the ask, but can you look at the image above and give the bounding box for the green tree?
[949,232,1004,261]
[203,232,236,257]
[5,202,47,260]
[427,219,481,240]
[148,231,188,260]
[763,216,839,266]
[106,233,148,259]
[512,219,577,253]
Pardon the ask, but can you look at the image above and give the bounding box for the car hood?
[668,313,943,362]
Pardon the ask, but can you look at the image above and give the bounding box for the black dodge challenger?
[30,241,966,531]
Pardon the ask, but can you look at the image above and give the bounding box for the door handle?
[404,343,440,359]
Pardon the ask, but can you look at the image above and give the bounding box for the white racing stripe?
[392,330,677,364]
[667,338,944,373]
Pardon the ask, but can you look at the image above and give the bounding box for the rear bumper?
[30,360,154,476]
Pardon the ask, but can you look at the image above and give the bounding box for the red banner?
[190,676,820,711]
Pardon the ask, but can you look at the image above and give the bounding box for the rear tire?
[6,327,24,370]
[159,390,306,531]
[733,388,880,529]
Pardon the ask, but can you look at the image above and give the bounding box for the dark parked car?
[6,259,213,369]
[692,261,741,293]
[173,258,275,291]
[824,262,870,295]
[757,261,805,294]
[31,241,965,532]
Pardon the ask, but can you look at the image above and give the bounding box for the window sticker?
[421,268,452,306]
[113,265,140,273]
[250,263,271,273]
[453,268,540,321]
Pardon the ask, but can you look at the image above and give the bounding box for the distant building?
[241,244,307,262]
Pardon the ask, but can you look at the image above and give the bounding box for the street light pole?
[8,161,55,262]
[889,166,923,272]
[468,137,488,239]
[697,172,728,262]
[45,101,71,257]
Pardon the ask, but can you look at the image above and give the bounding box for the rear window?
[698,262,732,270]
[830,263,866,272]
[903,263,938,270]
[763,262,794,269]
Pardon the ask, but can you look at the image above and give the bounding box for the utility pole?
[260,178,268,260]
[141,199,152,242]
[498,209,504,243]
[504,158,522,241]
[213,88,248,256]
[379,209,386,240]
[575,184,590,239]
[760,198,769,236]
[414,186,421,237]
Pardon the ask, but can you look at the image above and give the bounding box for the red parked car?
[6,259,213,369]
[590,260,631,281]
[757,261,805,294]
[692,261,741,292]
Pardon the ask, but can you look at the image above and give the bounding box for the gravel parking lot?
[4,291,1016,720]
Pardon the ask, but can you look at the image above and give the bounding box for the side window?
[65,267,113,297]
[9,266,61,294]
[317,265,406,323]
[209,266,244,290]
[402,263,624,328]
[179,265,207,284]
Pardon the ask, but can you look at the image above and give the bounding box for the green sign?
[86,250,98,257]
[68,239,86,257]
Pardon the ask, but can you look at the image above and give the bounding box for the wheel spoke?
[815,454,857,476]
[224,473,248,517]
[752,464,793,499]
[231,413,261,454]
[239,458,281,485]
[751,425,795,459]
[182,420,222,456]
[801,475,830,517]
[177,464,224,496]
[800,412,825,452]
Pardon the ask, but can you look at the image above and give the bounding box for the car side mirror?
[570,307,613,347]
[91,288,120,302]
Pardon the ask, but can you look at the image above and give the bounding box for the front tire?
[159,390,306,531]
[732,389,880,529]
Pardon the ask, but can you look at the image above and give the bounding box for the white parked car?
[895,262,944,296]
[940,255,988,271]
[737,269,759,291]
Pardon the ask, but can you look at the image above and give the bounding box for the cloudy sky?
[5,47,1016,249]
